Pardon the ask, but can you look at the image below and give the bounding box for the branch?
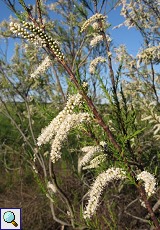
[48,159,75,228]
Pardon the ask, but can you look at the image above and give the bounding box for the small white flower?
[82,154,106,170]
[92,22,99,30]
[37,93,82,146]
[50,113,90,163]
[137,171,156,197]
[137,46,160,65]
[47,181,57,193]
[99,141,107,147]
[30,56,52,78]
[90,35,103,47]
[81,13,106,32]
[83,167,126,219]
[89,56,106,74]
[78,145,102,172]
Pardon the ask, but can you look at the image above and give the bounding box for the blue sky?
[0,0,143,59]
[108,6,143,56]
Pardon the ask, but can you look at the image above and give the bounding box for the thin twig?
[49,159,75,228]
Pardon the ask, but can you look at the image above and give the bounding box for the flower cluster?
[78,145,102,172]
[119,0,160,31]
[37,93,91,163]
[82,81,88,89]
[99,141,107,147]
[10,21,64,60]
[89,56,106,74]
[141,102,160,140]
[50,113,90,163]
[30,56,52,78]
[90,35,103,47]
[83,154,106,170]
[48,2,59,11]
[83,167,126,219]
[114,45,137,70]
[47,181,57,193]
[105,34,112,43]
[137,46,160,65]
[114,45,128,63]
[37,93,82,146]
[48,0,64,11]
[10,22,43,45]
[92,22,99,30]
[137,171,156,197]
[81,13,106,32]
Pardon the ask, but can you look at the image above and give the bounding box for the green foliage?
[0,113,19,144]
[0,0,160,229]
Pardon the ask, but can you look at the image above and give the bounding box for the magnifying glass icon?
[3,211,18,227]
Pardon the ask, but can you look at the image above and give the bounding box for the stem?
[58,59,121,152]
[49,159,75,228]
[49,201,71,227]
[138,185,160,230]
[150,61,159,103]
[36,0,43,26]
[25,100,37,145]
[52,66,66,102]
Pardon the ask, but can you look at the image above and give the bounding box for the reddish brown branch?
[59,59,121,152]
[36,0,44,27]
[138,185,160,230]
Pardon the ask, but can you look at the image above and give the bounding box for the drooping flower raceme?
[37,93,90,164]
[81,13,106,32]
[30,56,52,78]
[89,56,106,74]
[50,113,90,163]
[10,21,64,60]
[83,167,126,219]
[137,171,156,197]
[82,154,106,170]
[10,22,45,46]
[37,93,82,146]
[78,145,102,172]
[137,45,160,65]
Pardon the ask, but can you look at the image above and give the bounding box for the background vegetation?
[0,0,159,229]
